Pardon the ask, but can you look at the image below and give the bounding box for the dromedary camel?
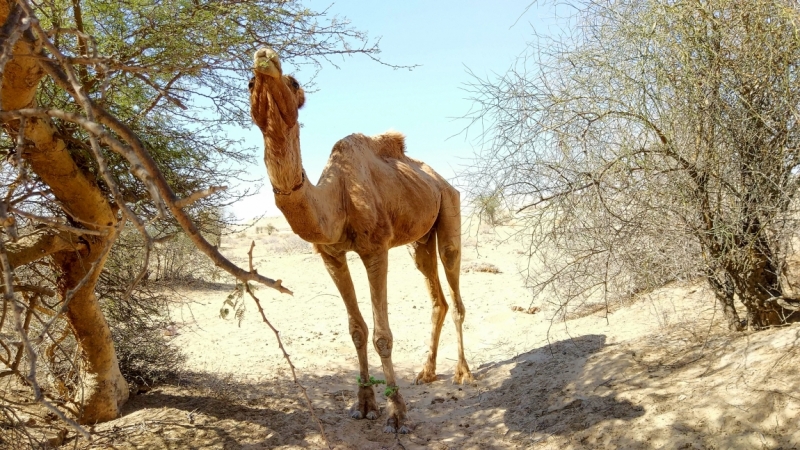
[248,47,474,433]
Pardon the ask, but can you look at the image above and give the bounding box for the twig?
[766,296,800,312]
[244,241,330,449]
[133,72,188,110]
[175,186,228,209]
[11,208,108,236]
[0,227,90,440]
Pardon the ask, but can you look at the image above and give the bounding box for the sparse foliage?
[474,192,505,226]
[463,0,800,330]
[220,282,247,327]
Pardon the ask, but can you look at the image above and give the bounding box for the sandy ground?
[15,216,800,449]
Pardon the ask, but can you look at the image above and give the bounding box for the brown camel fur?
[248,47,474,433]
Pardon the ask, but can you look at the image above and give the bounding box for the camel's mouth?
[253,47,282,78]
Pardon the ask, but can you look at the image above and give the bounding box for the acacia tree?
[464,0,800,330]
[0,0,383,432]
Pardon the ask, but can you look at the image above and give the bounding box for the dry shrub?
[463,262,502,274]
[511,306,541,315]
[256,224,278,235]
[261,234,313,255]
[100,228,189,389]
[563,302,611,321]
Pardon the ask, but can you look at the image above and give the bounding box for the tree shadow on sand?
[490,335,644,435]
[433,333,645,448]
[84,371,326,449]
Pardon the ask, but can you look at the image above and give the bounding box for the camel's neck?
[253,74,342,243]
[274,182,342,244]
[262,125,342,244]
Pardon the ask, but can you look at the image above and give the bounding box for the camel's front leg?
[362,251,411,434]
[319,250,379,420]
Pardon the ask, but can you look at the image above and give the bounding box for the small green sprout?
[384,385,398,397]
[357,376,386,388]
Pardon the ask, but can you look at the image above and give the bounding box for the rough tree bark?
[0,1,128,423]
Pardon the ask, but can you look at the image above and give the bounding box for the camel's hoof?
[349,386,379,420]
[383,423,413,434]
[349,404,379,420]
[414,370,438,385]
[383,391,410,433]
[383,416,413,434]
[453,364,475,385]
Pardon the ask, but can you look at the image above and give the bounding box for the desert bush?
[109,322,185,390]
[474,193,505,226]
[256,224,278,235]
[463,0,800,330]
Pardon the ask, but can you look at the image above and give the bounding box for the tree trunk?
[731,235,799,329]
[1,2,128,423]
[52,236,129,423]
[706,270,742,331]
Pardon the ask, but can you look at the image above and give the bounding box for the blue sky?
[231,1,550,219]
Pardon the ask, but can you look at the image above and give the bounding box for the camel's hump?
[334,131,407,159]
[373,131,406,159]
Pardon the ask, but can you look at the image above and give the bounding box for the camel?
[248,47,474,433]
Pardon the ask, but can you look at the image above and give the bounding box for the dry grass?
[511,305,541,314]
[462,261,501,273]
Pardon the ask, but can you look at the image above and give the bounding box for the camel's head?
[249,47,305,133]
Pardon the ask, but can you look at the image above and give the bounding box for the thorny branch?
[243,241,331,449]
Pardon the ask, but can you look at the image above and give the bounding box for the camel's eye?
[288,77,300,90]
[248,77,255,92]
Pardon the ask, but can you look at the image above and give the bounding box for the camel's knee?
[439,245,460,272]
[451,303,465,324]
[373,332,393,358]
[350,322,368,349]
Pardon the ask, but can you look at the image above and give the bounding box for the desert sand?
[60,215,800,449]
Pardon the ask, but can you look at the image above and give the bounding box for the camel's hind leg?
[436,188,474,384]
[318,249,379,421]
[409,230,449,384]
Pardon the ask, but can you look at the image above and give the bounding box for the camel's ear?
[286,75,305,110]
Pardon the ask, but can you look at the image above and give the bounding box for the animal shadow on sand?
[95,372,318,449]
